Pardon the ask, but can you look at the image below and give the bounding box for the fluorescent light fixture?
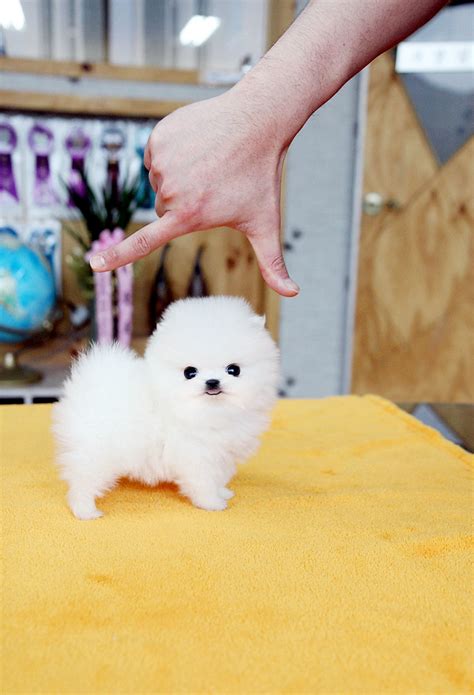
[0,0,26,30]
[179,15,220,47]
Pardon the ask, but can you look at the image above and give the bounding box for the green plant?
[64,168,140,246]
[63,168,141,298]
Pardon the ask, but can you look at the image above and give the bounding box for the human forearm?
[231,0,448,146]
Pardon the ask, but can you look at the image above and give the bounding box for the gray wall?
[279,75,365,398]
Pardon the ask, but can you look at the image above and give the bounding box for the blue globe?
[0,228,56,343]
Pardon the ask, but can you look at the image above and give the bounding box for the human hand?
[89,0,448,298]
[90,90,299,297]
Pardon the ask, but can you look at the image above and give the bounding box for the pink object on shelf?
[86,228,133,346]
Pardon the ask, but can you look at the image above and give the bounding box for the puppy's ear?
[251,314,266,328]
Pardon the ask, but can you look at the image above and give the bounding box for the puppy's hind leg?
[58,453,117,520]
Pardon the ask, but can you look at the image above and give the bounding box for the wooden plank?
[362,54,438,208]
[263,283,280,343]
[61,222,268,338]
[0,90,186,118]
[352,137,474,402]
[352,52,439,398]
[352,55,439,388]
[0,56,199,85]
[141,227,267,334]
[266,0,296,49]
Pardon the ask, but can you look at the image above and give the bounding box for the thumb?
[90,212,181,271]
[247,227,299,298]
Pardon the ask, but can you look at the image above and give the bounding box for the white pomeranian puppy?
[52,296,280,519]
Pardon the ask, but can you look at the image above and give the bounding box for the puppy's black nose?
[206,378,220,389]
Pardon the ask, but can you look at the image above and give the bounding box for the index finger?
[90,213,182,272]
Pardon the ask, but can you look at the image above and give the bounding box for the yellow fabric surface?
[1,396,473,694]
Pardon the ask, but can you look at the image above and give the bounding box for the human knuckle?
[100,246,117,265]
[133,233,153,257]
[160,182,175,201]
[269,254,286,274]
[239,221,253,237]
[150,160,161,177]
[177,202,200,225]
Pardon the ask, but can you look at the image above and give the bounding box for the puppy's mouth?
[205,389,222,396]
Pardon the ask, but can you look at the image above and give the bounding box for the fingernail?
[284,278,300,294]
[90,254,105,271]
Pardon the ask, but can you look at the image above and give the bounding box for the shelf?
[0,57,199,85]
[0,336,147,404]
[0,89,186,118]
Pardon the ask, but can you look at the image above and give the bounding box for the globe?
[0,228,56,343]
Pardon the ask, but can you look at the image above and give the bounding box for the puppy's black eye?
[184,366,198,380]
[226,364,240,377]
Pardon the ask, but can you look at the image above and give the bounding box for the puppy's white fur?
[52,296,279,519]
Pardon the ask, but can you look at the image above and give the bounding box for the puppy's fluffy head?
[145,296,279,419]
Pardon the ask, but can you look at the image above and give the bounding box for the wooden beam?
[0,56,199,85]
[266,0,296,49]
[0,90,186,118]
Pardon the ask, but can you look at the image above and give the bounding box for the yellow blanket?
[1,396,473,694]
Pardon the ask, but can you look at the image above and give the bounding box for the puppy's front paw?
[71,505,104,521]
[68,494,103,520]
[192,497,227,512]
[179,480,229,511]
[189,493,228,512]
[220,487,235,500]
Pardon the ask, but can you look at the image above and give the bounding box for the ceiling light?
[179,15,220,47]
[0,0,26,30]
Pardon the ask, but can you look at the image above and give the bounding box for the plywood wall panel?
[352,53,473,402]
[352,138,474,401]
[61,224,271,339]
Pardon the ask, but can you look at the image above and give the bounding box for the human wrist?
[225,73,300,153]
[225,0,368,148]
[225,33,348,148]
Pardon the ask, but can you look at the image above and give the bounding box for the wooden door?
[352,53,474,402]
